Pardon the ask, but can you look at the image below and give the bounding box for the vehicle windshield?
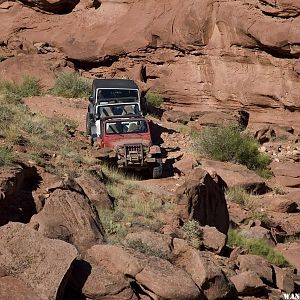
[105,120,148,135]
[98,104,140,118]
[97,89,138,103]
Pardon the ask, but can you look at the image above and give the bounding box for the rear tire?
[152,164,163,179]
[86,112,91,137]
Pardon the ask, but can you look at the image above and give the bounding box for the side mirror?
[89,96,94,103]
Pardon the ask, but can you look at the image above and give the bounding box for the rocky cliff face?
[0,0,300,128]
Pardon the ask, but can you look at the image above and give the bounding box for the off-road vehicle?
[97,115,163,179]
[86,79,143,143]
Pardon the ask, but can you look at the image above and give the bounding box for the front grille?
[126,144,142,153]
[124,144,144,166]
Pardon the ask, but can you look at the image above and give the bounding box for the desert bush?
[183,220,203,249]
[52,72,91,98]
[0,146,15,166]
[98,208,127,236]
[228,228,290,267]
[145,91,163,108]
[249,211,272,227]
[0,76,42,102]
[192,125,271,172]
[273,185,287,195]
[127,239,172,260]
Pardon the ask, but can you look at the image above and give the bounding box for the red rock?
[276,243,300,272]
[173,238,237,299]
[162,110,191,124]
[237,255,274,285]
[273,266,295,293]
[200,159,269,194]
[0,0,299,130]
[240,226,276,246]
[75,174,113,209]
[135,257,201,300]
[230,271,265,295]
[125,230,173,258]
[270,198,298,213]
[0,222,78,300]
[29,188,106,254]
[86,245,144,277]
[176,168,230,234]
[200,225,227,254]
[69,260,137,300]
[0,276,41,300]
[271,161,300,188]
[86,244,201,300]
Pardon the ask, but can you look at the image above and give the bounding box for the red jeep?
[97,116,163,178]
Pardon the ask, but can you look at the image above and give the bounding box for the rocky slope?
[0,0,300,299]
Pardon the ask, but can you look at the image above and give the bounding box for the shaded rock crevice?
[0,165,41,226]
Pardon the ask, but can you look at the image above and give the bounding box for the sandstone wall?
[0,0,299,128]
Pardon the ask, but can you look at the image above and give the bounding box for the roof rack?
[92,79,138,90]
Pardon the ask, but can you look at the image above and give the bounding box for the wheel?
[152,164,163,179]
[85,112,91,137]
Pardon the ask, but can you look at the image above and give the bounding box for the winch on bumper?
[116,143,162,168]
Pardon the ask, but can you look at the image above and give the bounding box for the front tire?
[152,164,163,179]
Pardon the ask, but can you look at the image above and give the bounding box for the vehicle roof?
[92,79,138,90]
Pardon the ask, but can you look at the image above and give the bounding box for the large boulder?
[67,260,137,300]
[240,226,276,246]
[86,244,202,300]
[175,168,230,234]
[273,266,295,293]
[135,256,201,300]
[237,255,274,285]
[200,225,227,254]
[200,159,269,194]
[125,230,173,259]
[29,188,106,254]
[86,245,144,278]
[0,222,78,300]
[173,238,237,299]
[276,242,300,272]
[230,271,266,296]
[0,276,42,300]
[270,161,300,188]
[75,173,113,210]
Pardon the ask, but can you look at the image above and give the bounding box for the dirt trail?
[25,96,87,132]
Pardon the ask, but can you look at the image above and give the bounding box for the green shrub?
[192,125,271,171]
[228,228,290,267]
[0,76,42,102]
[0,146,15,166]
[145,91,163,108]
[52,72,91,98]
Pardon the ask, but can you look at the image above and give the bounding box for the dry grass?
[97,170,175,242]
[225,186,256,211]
